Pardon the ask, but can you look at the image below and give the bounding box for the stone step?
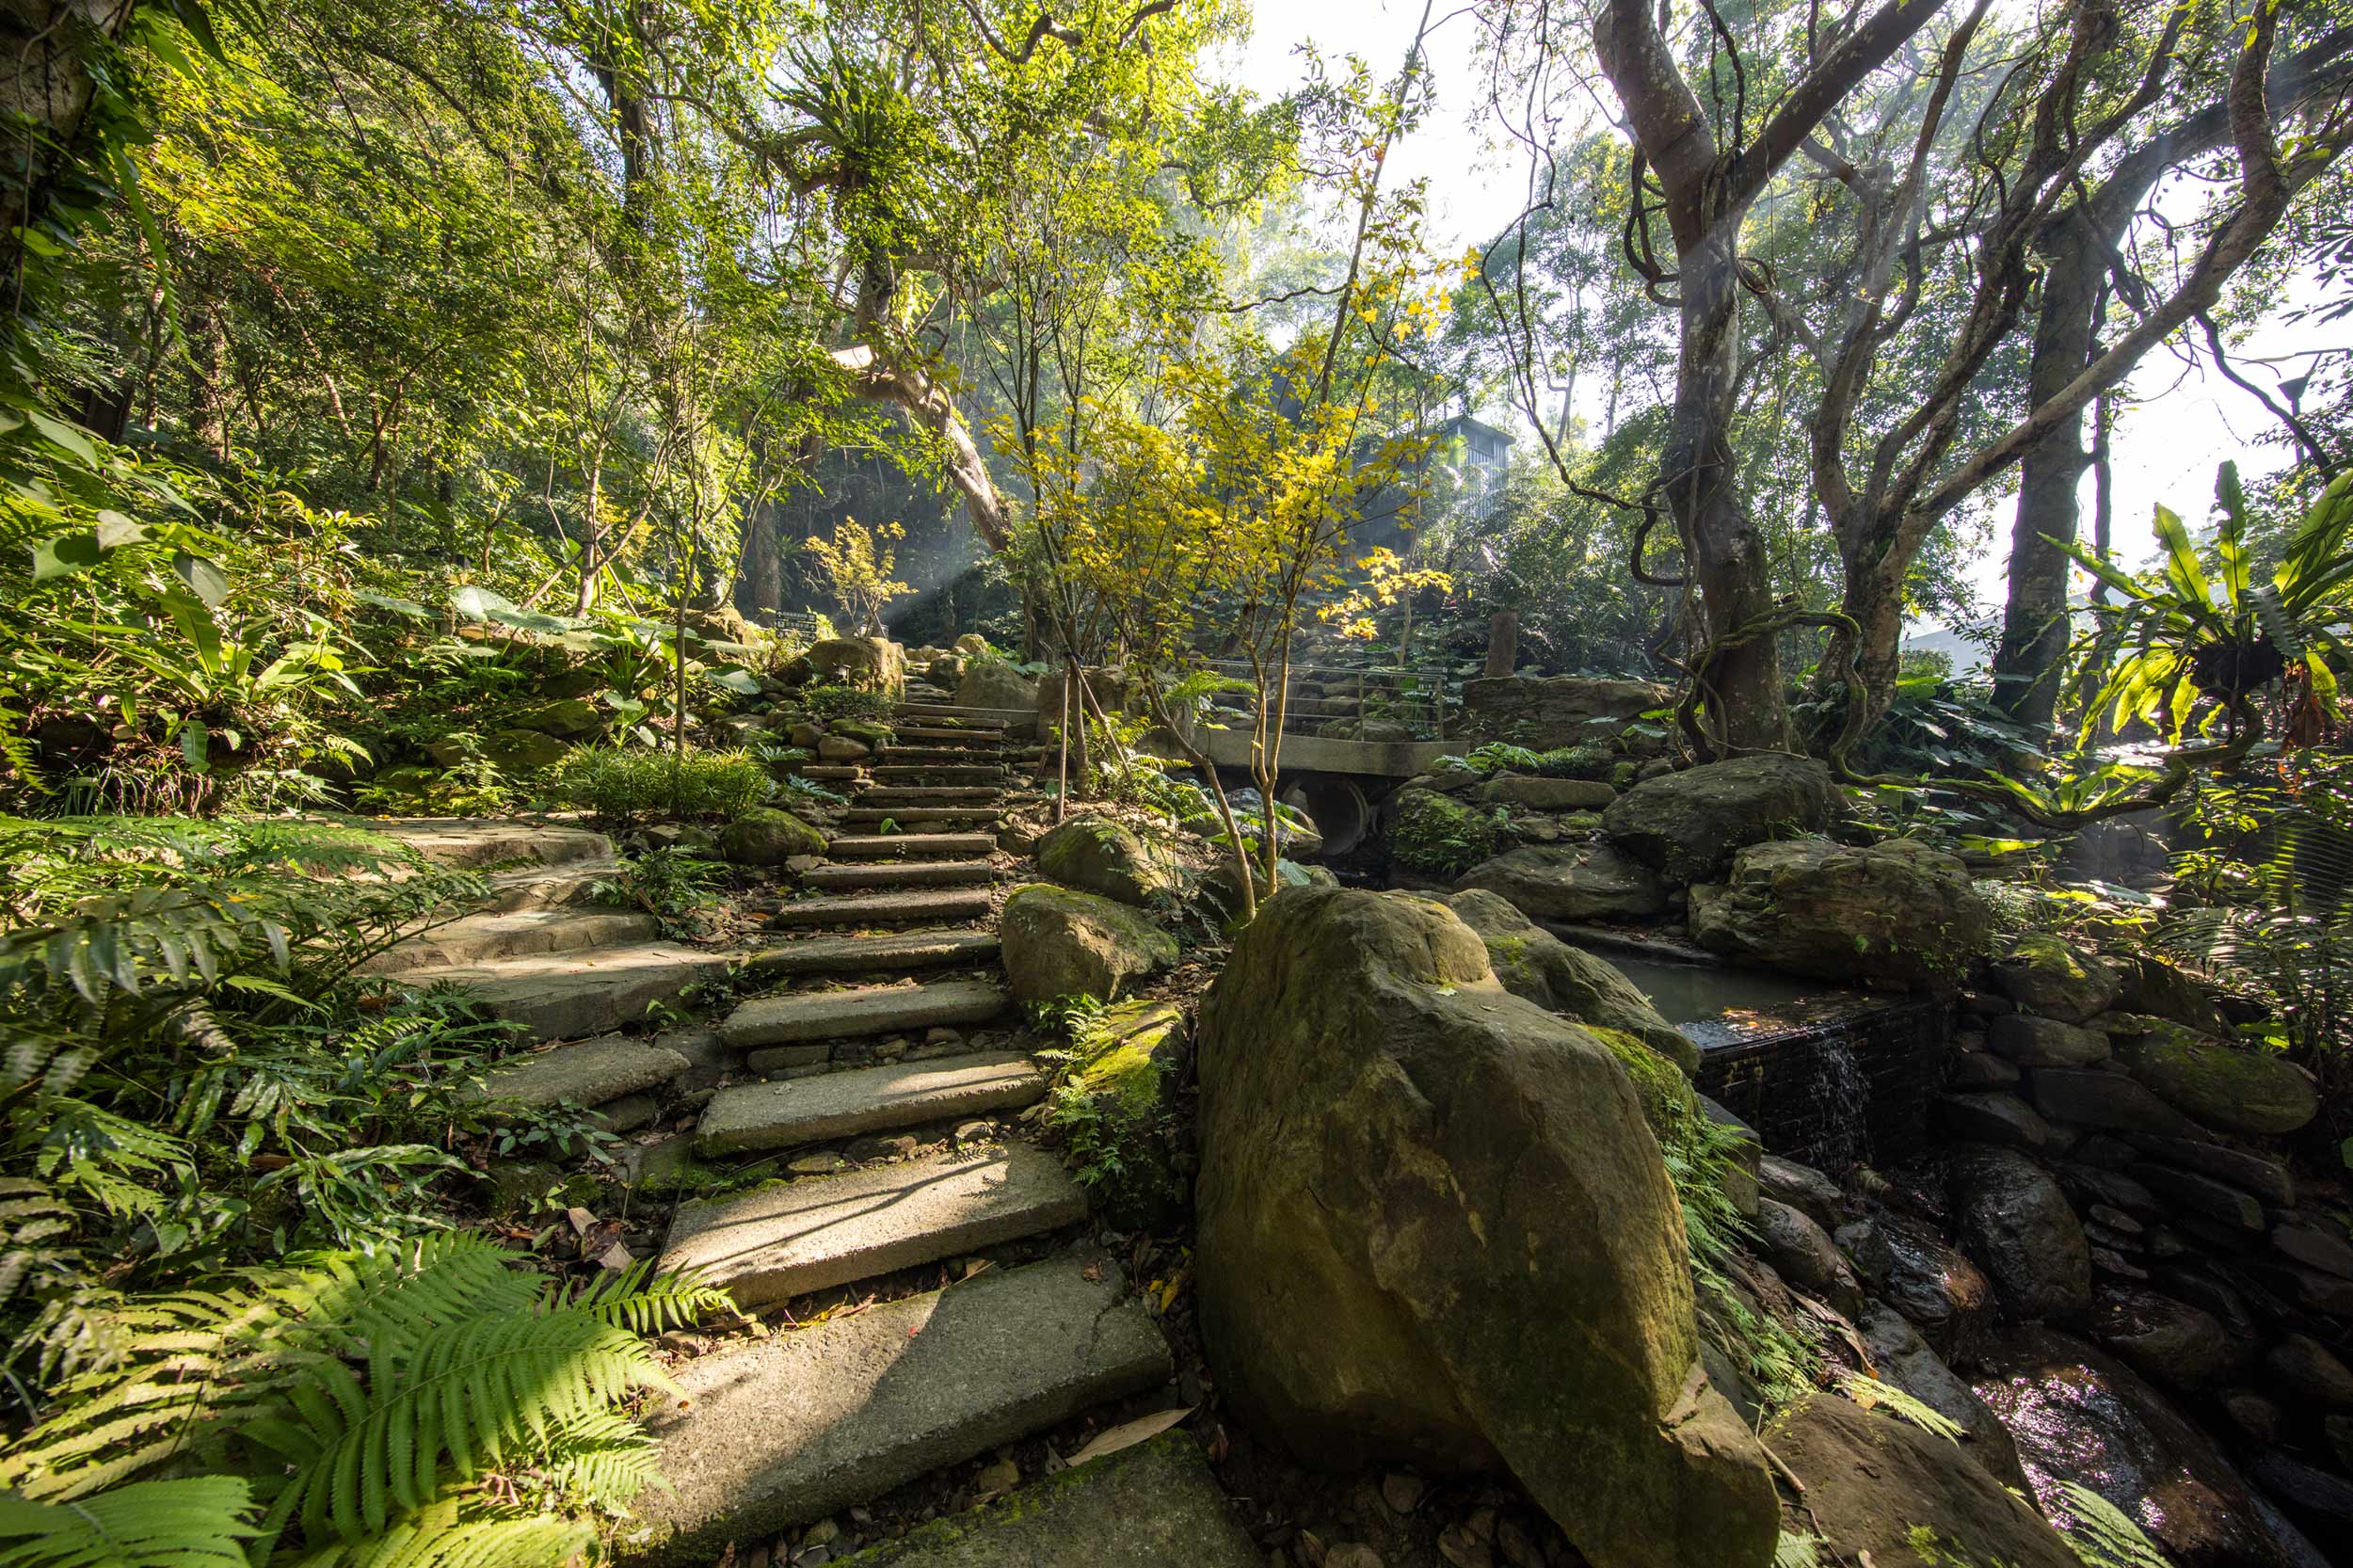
[740,930,1000,983]
[799,860,995,891]
[619,1250,1172,1566]
[859,787,1004,806]
[406,943,732,1042]
[660,1142,1085,1309]
[793,764,867,782]
[476,858,620,915]
[464,1032,692,1111]
[696,1051,1044,1155]
[841,1433,1261,1568]
[824,832,999,860]
[892,705,1013,728]
[376,818,615,871]
[879,745,1011,766]
[889,727,1012,747]
[842,807,1003,827]
[720,978,1009,1051]
[871,766,1008,787]
[766,888,994,929]
[360,907,659,976]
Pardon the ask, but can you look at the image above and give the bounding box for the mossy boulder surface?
[1055,1000,1189,1230]
[1388,786,1500,876]
[1000,884,1178,1003]
[1034,817,1183,908]
[720,807,826,866]
[1687,837,1992,986]
[1193,887,1778,1568]
[2121,1021,2318,1135]
[1600,753,1833,885]
[1991,933,2121,1023]
[1446,889,1696,1074]
[512,696,604,738]
[1453,842,1668,921]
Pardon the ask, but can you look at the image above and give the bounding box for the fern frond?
[2057,1484,2175,1568]
[1838,1372,1964,1443]
[0,1477,257,1568]
[288,1499,593,1568]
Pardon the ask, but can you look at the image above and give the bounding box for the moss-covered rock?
[1601,753,1833,885]
[1453,841,1669,921]
[512,696,604,738]
[719,806,826,866]
[1000,884,1179,1003]
[1193,887,1779,1568]
[1446,888,1697,1073]
[1035,817,1183,907]
[1991,933,2121,1024]
[1687,837,1992,986]
[1053,1000,1189,1230]
[2120,1021,2319,1135]
[1388,786,1501,876]
[477,728,568,773]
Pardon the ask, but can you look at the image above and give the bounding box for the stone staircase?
[370,697,1226,1564]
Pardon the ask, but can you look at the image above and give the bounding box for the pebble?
[1496,1517,1544,1568]
[974,1457,1020,1495]
[788,1153,845,1176]
[955,1120,994,1144]
[802,1519,840,1547]
[1380,1473,1425,1514]
[926,1026,965,1046]
[1437,1525,1494,1568]
[845,1133,919,1163]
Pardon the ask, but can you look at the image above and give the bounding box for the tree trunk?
[1,0,137,307]
[1673,229,1791,751]
[1482,608,1518,678]
[1990,216,2102,730]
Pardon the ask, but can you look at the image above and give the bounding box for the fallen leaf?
[1064,1406,1193,1467]
[566,1206,596,1235]
[597,1241,635,1272]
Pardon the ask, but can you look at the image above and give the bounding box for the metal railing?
[1198,658,1451,741]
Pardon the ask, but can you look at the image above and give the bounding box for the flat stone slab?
[768,888,993,929]
[360,908,658,975]
[826,833,999,859]
[870,769,1009,789]
[800,860,996,890]
[890,727,1012,745]
[661,1142,1085,1307]
[618,1251,1170,1566]
[720,980,1009,1050]
[858,787,1003,806]
[892,705,1016,728]
[835,1433,1260,1568]
[465,1033,691,1109]
[741,932,1000,982]
[843,808,1004,827]
[376,818,614,870]
[411,943,731,1041]
[696,1052,1045,1155]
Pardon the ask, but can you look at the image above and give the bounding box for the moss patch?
[1390,787,1502,876]
[1049,999,1188,1229]
[2121,1020,2319,1136]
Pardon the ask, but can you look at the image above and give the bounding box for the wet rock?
[1756,1156,1842,1232]
[1946,1144,2092,1320]
[1773,1392,2078,1568]
[1600,754,1833,885]
[1974,1327,2297,1568]
[1687,838,1993,986]
[2131,1165,2265,1229]
[2251,1453,2353,1530]
[1937,1092,2055,1150]
[1452,842,1669,921]
[2088,1285,2236,1390]
[1756,1199,1863,1316]
[999,883,1178,1003]
[1445,890,1695,1072]
[1991,934,2121,1024]
[2265,1333,2353,1408]
[2120,1022,2319,1136]
[1988,1014,2111,1067]
[2133,1136,2295,1206]
[2225,1388,2282,1444]
[1948,1050,2020,1090]
[1193,888,1778,1568]
[1858,1304,2029,1492]
[1836,1219,1894,1285]
[2025,1069,2198,1137]
[2272,1222,2353,1279]
[1880,1214,1997,1362]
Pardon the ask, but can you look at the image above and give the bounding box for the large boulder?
[1880,1213,1998,1363]
[1773,1393,2080,1568]
[1946,1144,2091,1320]
[1687,838,1993,986]
[1445,889,1697,1073]
[1600,754,1833,885]
[1034,817,1183,908]
[958,659,1040,712]
[1991,933,2121,1024]
[1456,674,1672,749]
[1453,842,1668,921]
[1193,888,1779,1568]
[803,635,904,696]
[2119,1021,2318,1135]
[1973,1327,2303,1568]
[1000,884,1178,1003]
[719,807,825,866]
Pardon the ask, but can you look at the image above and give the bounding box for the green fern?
[1,1236,730,1563]
[1837,1371,1965,1443]
[2057,1484,2175,1568]
[1772,1532,1822,1568]
[0,1477,258,1568]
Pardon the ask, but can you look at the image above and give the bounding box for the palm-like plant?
[2065,465,2353,746]
[0,1236,728,1567]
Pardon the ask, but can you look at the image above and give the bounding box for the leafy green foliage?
[1389,789,1503,876]
[1437,741,1615,780]
[2056,1484,2176,1568]
[590,847,725,936]
[542,746,772,824]
[797,684,896,726]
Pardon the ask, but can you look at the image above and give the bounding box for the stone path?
[376,693,1202,1563]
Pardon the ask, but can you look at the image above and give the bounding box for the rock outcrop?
[1946,1144,2092,1320]
[1444,889,1696,1073]
[1193,888,1778,1568]
[1452,842,1668,921]
[1600,753,1833,884]
[1687,838,1992,985]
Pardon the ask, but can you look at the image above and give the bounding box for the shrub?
[1389,789,1502,876]
[1446,741,1614,780]
[542,746,773,824]
[799,684,895,725]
